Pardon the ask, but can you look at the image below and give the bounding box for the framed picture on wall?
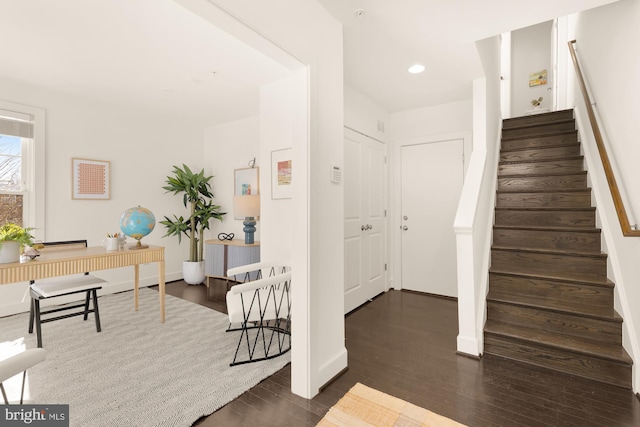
[72,158,110,200]
[234,167,259,219]
[271,148,292,200]
[234,167,259,196]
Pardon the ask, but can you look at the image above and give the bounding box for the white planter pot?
[183,260,205,285]
[0,241,21,264]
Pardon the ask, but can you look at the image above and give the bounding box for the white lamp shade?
[233,195,260,218]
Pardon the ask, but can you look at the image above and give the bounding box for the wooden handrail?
[568,40,640,236]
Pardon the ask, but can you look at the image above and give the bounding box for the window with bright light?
[0,134,25,224]
[0,101,45,235]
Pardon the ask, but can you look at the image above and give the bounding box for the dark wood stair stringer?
[484,109,633,389]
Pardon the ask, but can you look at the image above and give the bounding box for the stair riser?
[484,335,631,389]
[489,273,613,311]
[491,250,606,282]
[499,159,584,176]
[500,145,581,162]
[502,121,575,139]
[495,209,595,228]
[502,131,579,150]
[486,301,622,344]
[503,110,575,129]
[497,174,587,192]
[496,191,591,208]
[493,228,601,253]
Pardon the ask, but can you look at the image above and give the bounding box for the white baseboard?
[316,346,348,396]
[457,334,480,357]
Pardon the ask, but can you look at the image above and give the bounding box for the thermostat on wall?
[330,165,342,183]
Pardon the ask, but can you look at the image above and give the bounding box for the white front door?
[400,139,463,297]
[344,129,386,313]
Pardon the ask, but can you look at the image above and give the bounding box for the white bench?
[28,240,106,348]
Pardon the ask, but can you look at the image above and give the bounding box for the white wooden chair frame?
[0,348,46,404]
[226,262,291,366]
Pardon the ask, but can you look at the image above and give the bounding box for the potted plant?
[531,96,543,109]
[0,223,35,264]
[161,164,226,284]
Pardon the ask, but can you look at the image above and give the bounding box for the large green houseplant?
[0,223,35,263]
[161,165,225,284]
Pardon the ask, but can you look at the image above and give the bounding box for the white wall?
[0,78,206,316]
[344,85,390,143]
[570,0,640,392]
[390,100,473,142]
[259,78,296,262]
[511,21,554,116]
[177,0,346,398]
[204,116,261,240]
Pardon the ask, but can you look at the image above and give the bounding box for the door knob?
[402,225,408,231]
[403,215,408,220]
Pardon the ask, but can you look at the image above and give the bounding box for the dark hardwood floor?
[155,280,640,427]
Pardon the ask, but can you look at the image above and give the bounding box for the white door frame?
[391,131,472,291]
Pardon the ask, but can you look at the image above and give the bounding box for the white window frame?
[0,100,46,240]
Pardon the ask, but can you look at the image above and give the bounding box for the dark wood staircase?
[484,109,633,389]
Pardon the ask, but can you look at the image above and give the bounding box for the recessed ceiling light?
[408,64,426,74]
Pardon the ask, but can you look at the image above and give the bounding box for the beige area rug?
[318,383,467,427]
[0,288,290,427]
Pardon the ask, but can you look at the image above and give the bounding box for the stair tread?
[502,129,578,142]
[487,293,620,321]
[503,109,574,125]
[496,188,591,194]
[484,320,633,364]
[499,171,587,179]
[488,268,612,287]
[493,225,600,233]
[503,118,575,130]
[499,155,583,166]
[500,142,580,153]
[494,206,596,214]
[492,245,606,258]
[495,206,595,211]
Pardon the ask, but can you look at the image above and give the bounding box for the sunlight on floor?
[0,336,33,403]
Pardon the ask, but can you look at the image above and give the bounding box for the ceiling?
[317,0,620,113]
[0,0,291,127]
[0,0,620,127]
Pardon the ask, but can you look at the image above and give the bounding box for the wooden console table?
[0,245,166,322]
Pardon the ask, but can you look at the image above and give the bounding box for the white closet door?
[344,130,386,313]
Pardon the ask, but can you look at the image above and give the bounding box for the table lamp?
[234,195,260,244]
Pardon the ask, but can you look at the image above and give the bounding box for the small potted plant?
[531,96,543,109]
[161,165,226,284]
[0,223,35,263]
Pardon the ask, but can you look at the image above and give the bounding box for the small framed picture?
[72,158,110,200]
[271,148,292,200]
[234,167,259,196]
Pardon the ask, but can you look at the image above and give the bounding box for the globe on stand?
[119,206,156,250]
